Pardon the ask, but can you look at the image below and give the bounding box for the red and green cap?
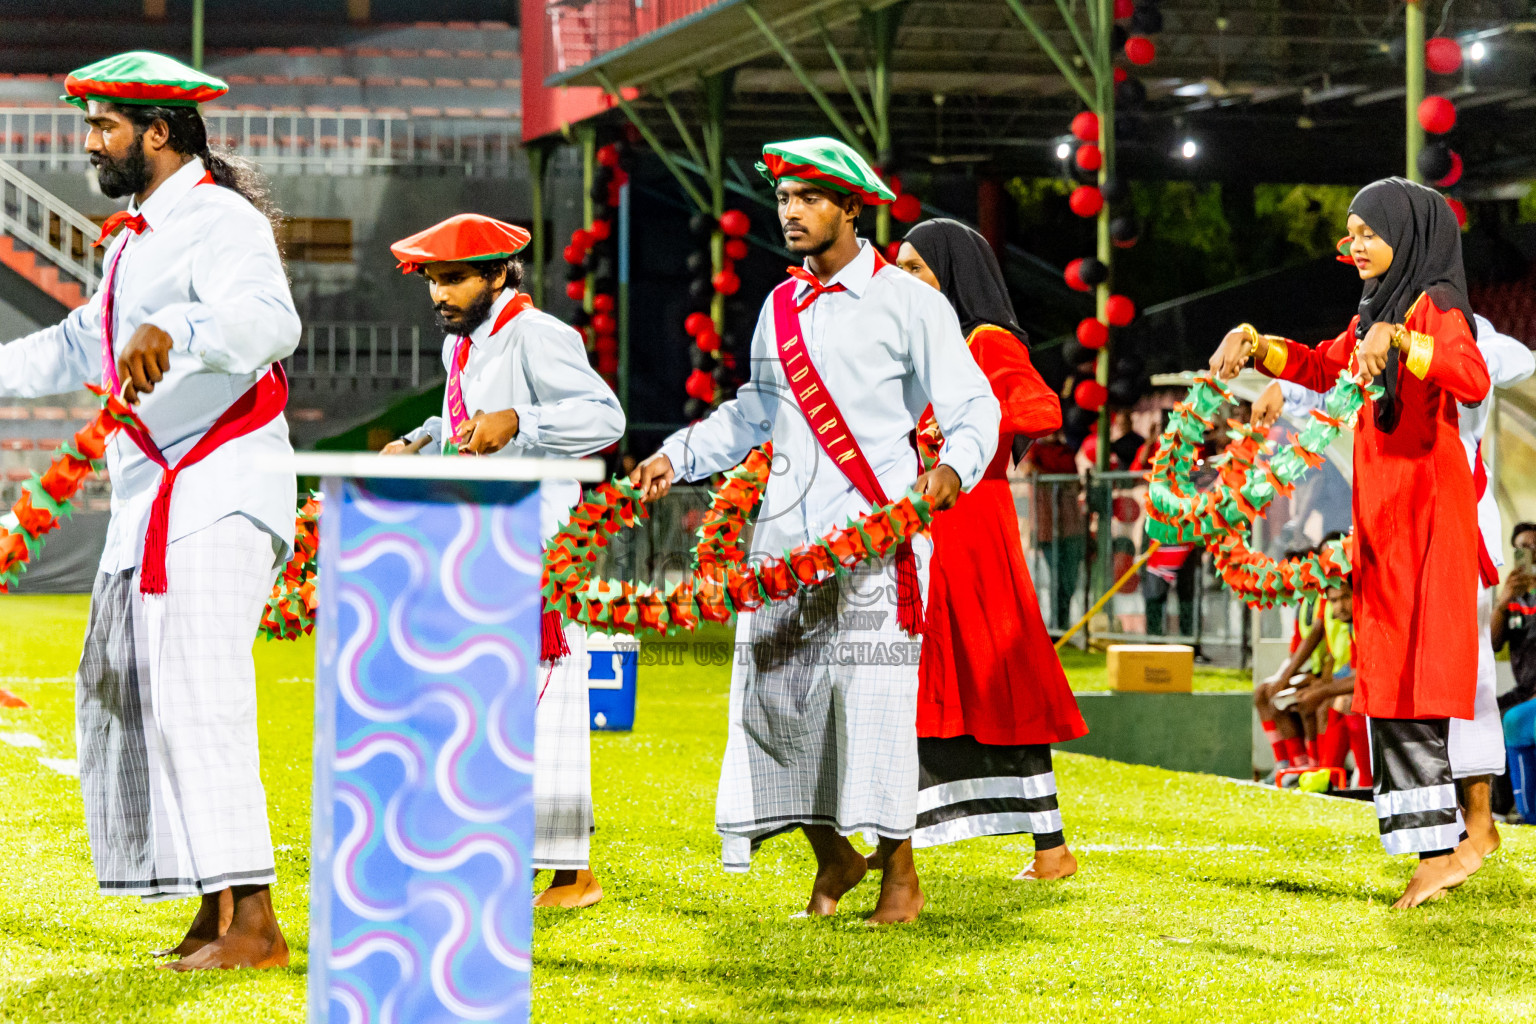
[390,213,532,274]
[63,51,228,111]
[757,137,896,206]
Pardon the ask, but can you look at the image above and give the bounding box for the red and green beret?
[390,213,532,274]
[63,51,228,111]
[757,137,896,206]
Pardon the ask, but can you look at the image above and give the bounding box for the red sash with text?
[770,260,924,635]
[96,172,289,596]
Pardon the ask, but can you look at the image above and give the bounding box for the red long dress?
[1259,295,1489,719]
[917,325,1089,746]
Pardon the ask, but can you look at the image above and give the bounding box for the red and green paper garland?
[1143,368,1375,608]
[259,492,321,641]
[542,445,935,636]
[0,383,136,592]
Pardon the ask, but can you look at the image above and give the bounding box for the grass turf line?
[0,597,1532,1023]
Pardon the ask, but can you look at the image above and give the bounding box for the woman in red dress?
[1208,178,1489,908]
[893,219,1088,881]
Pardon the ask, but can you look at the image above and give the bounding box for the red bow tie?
[93,211,148,248]
[787,266,847,312]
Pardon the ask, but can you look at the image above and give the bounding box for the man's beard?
[92,134,151,199]
[784,223,836,257]
[433,282,498,336]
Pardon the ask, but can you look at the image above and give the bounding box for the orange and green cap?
[62,51,228,112]
[757,137,896,205]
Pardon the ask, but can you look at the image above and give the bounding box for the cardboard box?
[1108,644,1194,693]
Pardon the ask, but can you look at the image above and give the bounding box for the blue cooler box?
[587,632,639,731]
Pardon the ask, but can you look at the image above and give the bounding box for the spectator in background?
[1496,523,1536,819]
[1023,430,1084,629]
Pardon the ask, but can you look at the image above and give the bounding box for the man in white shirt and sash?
[0,52,299,968]
[384,213,625,908]
[632,138,1000,924]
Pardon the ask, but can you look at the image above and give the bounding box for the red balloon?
[1446,196,1468,228]
[1070,111,1099,143]
[563,244,583,265]
[1113,0,1134,17]
[565,280,585,301]
[684,311,712,337]
[719,209,751,238]
[589,219,612,241]
[1075,143,1103,172]
[1074,380,1109,412]
[592,293,615,313]
[696,330,721,354]
[591,312,616,336]
[1417,95,1456,135]
[885,240,904,263]
[1077,317,1109,349]
[1069,186,1104,218]
[712,270,741,295]
[1105,294,1136,327]
[598,354,619,377]
[596,143,620,167]
[685,368,716,403]
[570,228,591,250]
[594,333,618,355]
[1125,36,1156,66]
[1064,258,1091,293]
[1113,66,1127,84]
[725,238,749,261]
[891,193,922,223]
[1426,36,1463,75]
[1436,150,1464,188]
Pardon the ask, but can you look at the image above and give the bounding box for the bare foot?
[864,846,887,873]
[1471,823,1502,859]
[1459,776,1502,859]
[153,889,233,958]
[807,849,867,917]
[534,869,604,909]
[1452,837,1485,881]
[867,839,924,925]
[1391,847,1472,909]
[1015,845,1079,881]
[163,885,288,971]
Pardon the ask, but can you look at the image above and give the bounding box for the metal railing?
[286,323,425,387]
[0,109,521,175]
[0,157,101,292]
[546,0,724,77]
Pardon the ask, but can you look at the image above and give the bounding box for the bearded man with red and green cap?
[385,212,626,909]
[632,137,1001,923]
[0,51,297,969]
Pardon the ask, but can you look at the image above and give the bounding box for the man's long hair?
[110,103,283,239]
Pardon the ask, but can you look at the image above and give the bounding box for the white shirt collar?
[469,287,518,344]
[129,157,208,230]
[792,238,877,300]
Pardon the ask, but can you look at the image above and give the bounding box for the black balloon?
[690,346,712,370]
[1110,24,1128,51]
[618,147,640,172]
[1100,175,1128,204]
[688,278,714,302]
[1108,378,1145,407]
[565,262,586,282]
[1079,257,1109,285]
[1113,353,1145,377]
[1417,143,1453,182]
[1110,216,1140,244]
[571,308,591,328]
[1061,340,1094,366]
[689,213,714,239]
[684,397,707,420]
[686,251,709,274]
[1130,3,1163,34]
[1064,404,1098,434]
[1116,76,1148,109]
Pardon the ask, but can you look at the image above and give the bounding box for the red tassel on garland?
[540,608,572,664]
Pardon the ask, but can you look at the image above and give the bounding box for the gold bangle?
[1261,337,1288,376]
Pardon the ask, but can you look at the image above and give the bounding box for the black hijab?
[1348,177,1476,432]
[904,218,1029,348]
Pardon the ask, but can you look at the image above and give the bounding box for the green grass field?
[1,595,1534,1023]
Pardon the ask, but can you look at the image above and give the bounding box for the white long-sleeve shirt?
[404,287,625,539]
[658,239,1001,557]
[0,158,299,571]
[1277,315,1533,567]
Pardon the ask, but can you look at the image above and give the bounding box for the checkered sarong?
[76,514,280,901]
[716,555,922,872]
[533,621,593,870]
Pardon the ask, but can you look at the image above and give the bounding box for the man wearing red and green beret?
[0,50,296,969]
[633,137,1000,923]
[385,212,625,909]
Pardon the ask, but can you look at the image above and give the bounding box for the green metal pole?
[1406,0,1425,182]
[704,74,730,334]
[579,125,596,319]
[191,0,204,70]
[528,143,548,307]
[1092,0,1114,604]
[867,6,896,246]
